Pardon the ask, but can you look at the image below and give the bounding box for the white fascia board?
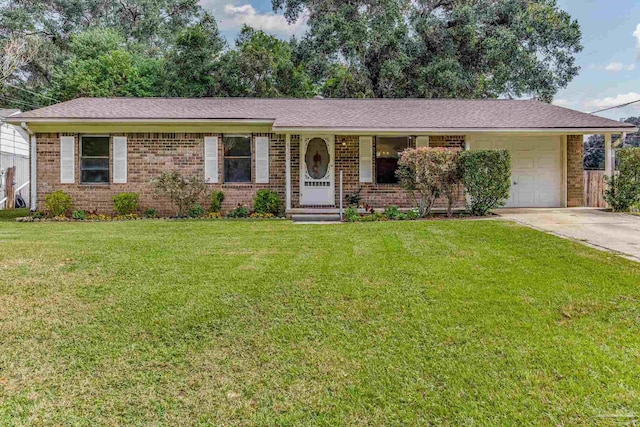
[272,127,638,134]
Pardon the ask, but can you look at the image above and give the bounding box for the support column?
[604,133,613,177]
[30,134,37,210]
[285,134,291,211]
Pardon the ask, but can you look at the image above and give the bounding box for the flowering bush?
[397,147,461,217]
[152,171,207,216]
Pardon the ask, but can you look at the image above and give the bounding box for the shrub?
[152,171,207,216]
[254,190,281,216]
[604,148,640,212]
[112,192,140,215]
[31,211,45,219]
[397,147,460,217]
[143,208,158,219]
[72,210,87,220]
[345,189,362,207]
[227,206,249,218]
[45,190,73,216]
[250,212,275,219]
[459,150,511,216]
[210,191,225,213]
[188,204,206,218]
[114,213,140,221]
[383,205,401,220]
[344,206,360,222]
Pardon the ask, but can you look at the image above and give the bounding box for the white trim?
[273,127,638,134]
[285,134,291,211]
[8,118,275,125]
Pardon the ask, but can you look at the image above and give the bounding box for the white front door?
[300,135,334,206]
[472,135,563,208]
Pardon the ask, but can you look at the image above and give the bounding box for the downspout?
[20,122,36,211]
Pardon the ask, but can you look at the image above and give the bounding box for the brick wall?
[36,132,286,215]
[567,134,584,207]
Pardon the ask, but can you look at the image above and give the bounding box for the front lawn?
[1,220,639,425]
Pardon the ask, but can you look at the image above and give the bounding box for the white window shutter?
[255,136,270,184]
[204,136,219,183]
[113,136,127,183]
[60,136,75,184]
[416,136,429,148]
[359,136,373,183]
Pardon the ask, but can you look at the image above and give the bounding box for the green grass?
[0,208,29,221]
[1,220,639,426]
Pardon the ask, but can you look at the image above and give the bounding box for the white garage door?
[472,135,563,208]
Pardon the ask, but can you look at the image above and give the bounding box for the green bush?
[227,206,250,218]
[604,148,640,212]
[112,192,140,215]
[45,190,73,216]
[383,205,401,220]
[188,204,206,218]
[210,191,225,213]
[72,210,87,220]
[254,190,281,216]
[459,150,511,216]
[143,207,158,218]
[344,206,360,222]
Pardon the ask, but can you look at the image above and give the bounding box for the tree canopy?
[0,0,584,109]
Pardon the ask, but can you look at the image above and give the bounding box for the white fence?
[1,153,30,209]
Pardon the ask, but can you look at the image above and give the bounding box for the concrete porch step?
[291,214,341,222]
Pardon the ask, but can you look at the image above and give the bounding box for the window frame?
[223,134,253,184]
[375,135,411,185]
[80,135,111,185]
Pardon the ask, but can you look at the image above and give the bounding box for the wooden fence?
[583,170,607,208]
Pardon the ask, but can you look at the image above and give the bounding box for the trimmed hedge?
[459,150,511,216]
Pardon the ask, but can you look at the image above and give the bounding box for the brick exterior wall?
[36,132,286,215]
[566,134,584,207]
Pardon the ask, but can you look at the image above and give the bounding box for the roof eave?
[272,126,639,134]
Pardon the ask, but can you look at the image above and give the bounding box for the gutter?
[20,122,36,211]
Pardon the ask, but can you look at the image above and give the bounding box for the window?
[376,136,409,184]
[224,135,252,183]
[81,136,110,184]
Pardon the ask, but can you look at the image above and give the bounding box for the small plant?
[31,211,45,219]
[250,212,275,219]
[72,210,87,220]
[144,208,158,219]
[210,191,225,213]
[152,171,207,216]
[406,208,420,220]
[114,213,140,221]
[87,213,111,221]
[344,206,360,222]
[45,190,73,217]
[254,190,281,216]
[345,189,362,207]
[383,205,401,220]
[112,192,140,215]
[188,204,206,218]
[459,150,511,216]
[227,206,250,218]
[207,212,222,219]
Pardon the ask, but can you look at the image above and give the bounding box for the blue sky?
[199,0,640,120]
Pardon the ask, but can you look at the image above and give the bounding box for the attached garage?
[472,135,564,208]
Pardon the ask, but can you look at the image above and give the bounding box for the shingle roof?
[8,97,636,131]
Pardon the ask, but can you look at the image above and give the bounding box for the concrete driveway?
[497,208,640,262]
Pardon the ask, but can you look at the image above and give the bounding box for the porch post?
[285,134,291,211]
[604,133,613,176]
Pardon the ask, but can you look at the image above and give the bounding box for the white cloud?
[634,23,640,55]
[552,99,573,108]
[199,1,307,38]
[587,92,640,111]
[589,62,636,72]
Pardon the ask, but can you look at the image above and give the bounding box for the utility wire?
[589,98,640,114]
[0,95,42,110]
[3,83,59,103]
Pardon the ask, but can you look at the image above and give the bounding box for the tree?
[48,29,162,100]
[212,26,315,98]
[274,0,582,101]
[160,14,226,97]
